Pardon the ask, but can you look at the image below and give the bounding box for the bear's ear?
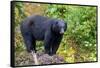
[51,21,58,32]
[55,21,58,25]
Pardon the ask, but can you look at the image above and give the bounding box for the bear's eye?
[55,22,58,25]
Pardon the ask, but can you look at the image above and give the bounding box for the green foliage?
[14,2,27,53]
[14,2,26,26]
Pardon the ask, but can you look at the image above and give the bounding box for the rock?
[15,51,65,66]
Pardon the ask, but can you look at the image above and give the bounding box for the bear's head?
[52,20,67,35]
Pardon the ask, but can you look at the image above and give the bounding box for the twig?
[31,51,39,65]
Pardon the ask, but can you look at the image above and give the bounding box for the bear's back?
[29,15,48,24]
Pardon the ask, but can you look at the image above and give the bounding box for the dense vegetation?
[13,2,97,65]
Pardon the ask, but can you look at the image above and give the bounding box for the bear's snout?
[60,28,64,34]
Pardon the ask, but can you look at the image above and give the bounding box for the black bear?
[20,15,67,56]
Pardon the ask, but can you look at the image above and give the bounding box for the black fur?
[20,15,67,56]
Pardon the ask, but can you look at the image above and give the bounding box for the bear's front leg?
[51,36,63,55]
[44,31,52,55]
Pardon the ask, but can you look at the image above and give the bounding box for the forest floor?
[15,51,66,66]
